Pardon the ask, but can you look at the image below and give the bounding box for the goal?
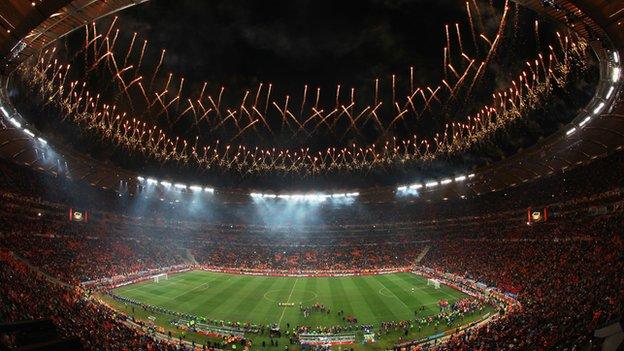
[153,273,168,283]
[427,278,441,289]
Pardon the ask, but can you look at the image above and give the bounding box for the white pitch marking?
[277,278,299,326]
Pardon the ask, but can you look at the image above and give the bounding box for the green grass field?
[104,270,493,350]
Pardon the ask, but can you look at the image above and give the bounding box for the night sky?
[117,0,466,95]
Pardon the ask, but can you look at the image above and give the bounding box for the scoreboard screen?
[69,208,89,222]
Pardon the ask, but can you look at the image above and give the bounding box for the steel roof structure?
[0,0,622,204]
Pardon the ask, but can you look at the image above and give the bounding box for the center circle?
[263,289,318,304]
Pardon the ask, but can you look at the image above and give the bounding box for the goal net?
[153,273,168,283]
[427,278,441,289]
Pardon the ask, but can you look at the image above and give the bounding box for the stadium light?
[189,185,203,191]
[9,118,21,128]
[255,191,354,201]
[454,175,466,182]
[409,184,423,190]
[136,176,145,181]
[606,86,615,99]
[204,187,215,193]
[566,127,576,136]
[440,178,452,185]
[310,194,329,201]
[160,181,172,187]
[254,193,275,198]
[425,181,439,188]
[0,106,10,118]
[579,116,591,127]
[593,102,605,115]
[174,183,187,189]
[23,129,35,137]
[615,51,620,63]
[37,137,47,144]
[146,178,158,184]
[613,67,621,83]
[468,173,475,178]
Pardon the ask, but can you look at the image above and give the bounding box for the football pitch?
[106,270,493,349]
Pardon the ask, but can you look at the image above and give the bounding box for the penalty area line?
[170,281,210,301]
[374,278,412,311]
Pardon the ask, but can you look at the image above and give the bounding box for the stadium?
[0,0,622,350]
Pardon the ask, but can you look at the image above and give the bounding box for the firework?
[14,4,591,176]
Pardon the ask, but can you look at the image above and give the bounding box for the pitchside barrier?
[299,333,356,347]
[86,265,411,290]
[171,319,250,338]
[82,264,192,289]
[199,265,411,277]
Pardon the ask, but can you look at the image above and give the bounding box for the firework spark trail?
[149,49,166,90]
[136,40,147,76]
[445,24,451,58]
[123,32,138,67]
[448,59,476,102]
[480,34,492,46]
[392,74,396,105]
[455,23,464,54]
[466,1,479,55]
[465,0,510,104]
[444,47,448,77]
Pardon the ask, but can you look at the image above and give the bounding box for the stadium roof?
[0,0,623,204]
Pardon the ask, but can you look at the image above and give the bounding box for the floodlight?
[9,118,21,128]
[579,116,591,127]
[606,86,614,99]
[0,106,9,118]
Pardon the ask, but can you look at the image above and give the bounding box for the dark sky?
[117,0,467,94]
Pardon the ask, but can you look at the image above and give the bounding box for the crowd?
[0,149,623,350]
[0,215,185,284]
[0,251,185,350]
[416,218,624,350]
[192,240,424,272]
